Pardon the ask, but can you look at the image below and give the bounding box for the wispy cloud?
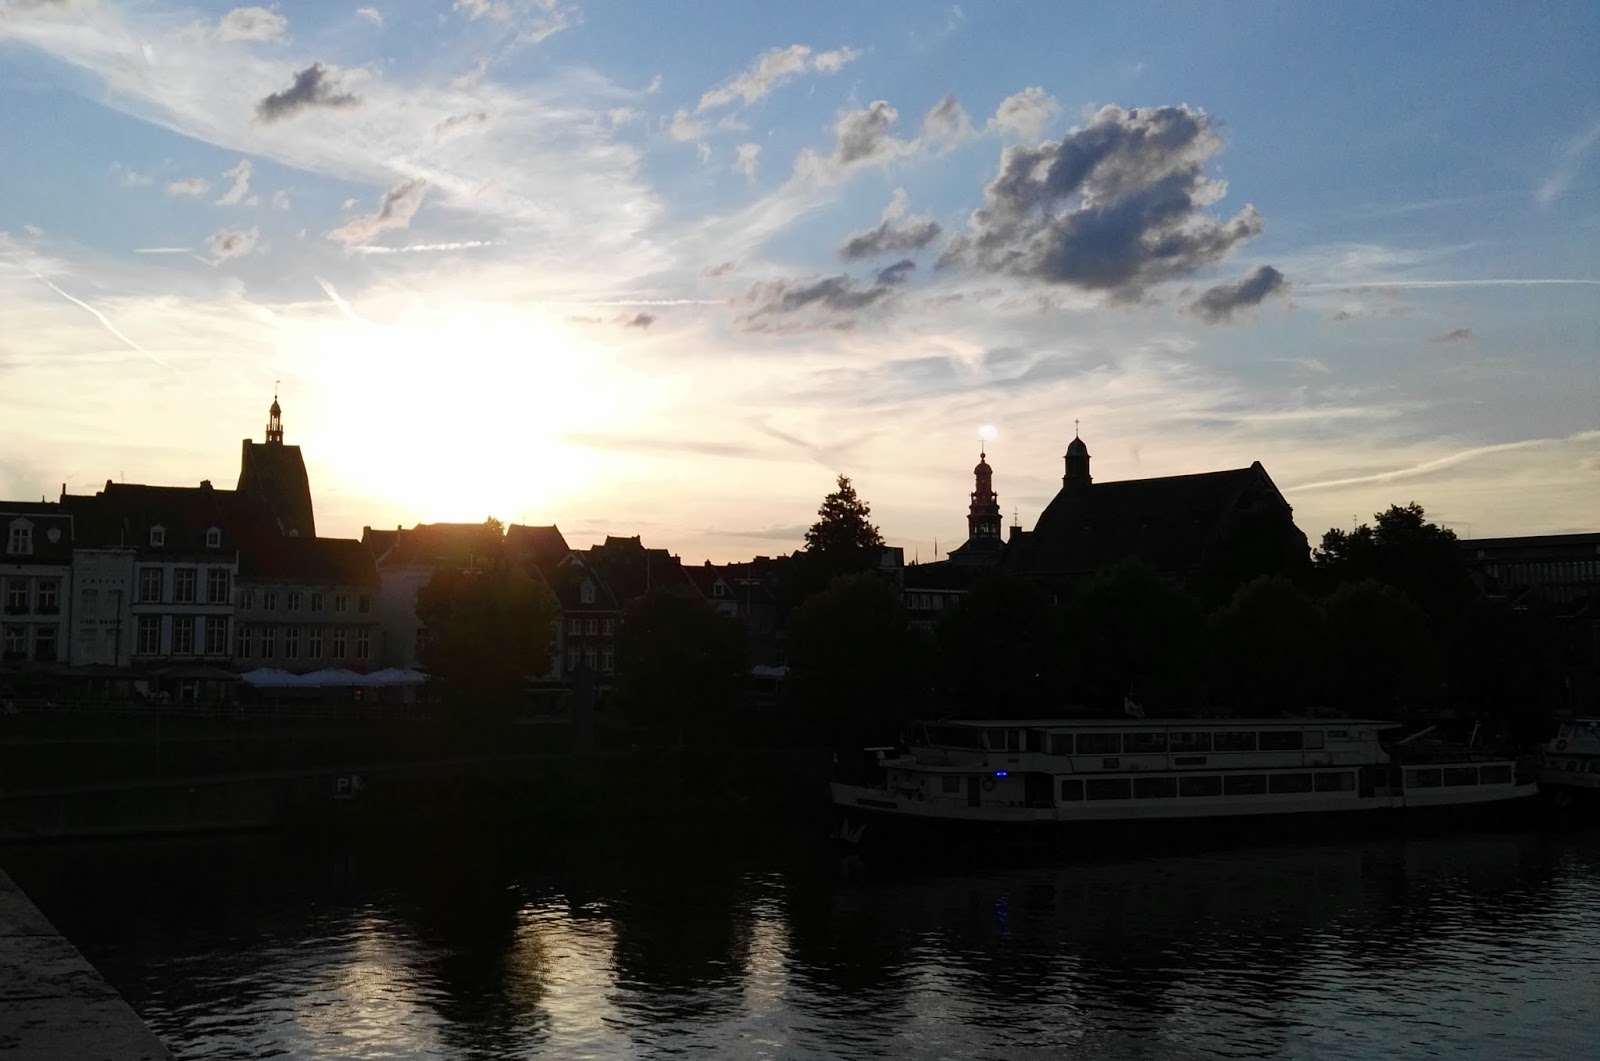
[1536,119,1600,206]
[697,44,858,112]
[205,226,259,262]
[166,176,211,197]
[1288,430,1600,492]
[1425,327,1474,344]
[329,178,427,244]
[215,159,257,206]
[355,6,383,26]
[1302,279,1600,290]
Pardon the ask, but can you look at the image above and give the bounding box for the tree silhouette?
[937,573,1063,717]
[804,474,884,572]
[1321,579,1439,712]
[1063,559,1207,714]
[417,564,559,717]
[612,589,748,741]
[786,572,919,743]
[1314,503,1472,620]
[1209,575,1325,714]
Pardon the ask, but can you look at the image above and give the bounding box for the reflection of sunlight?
[292,909,444,1055]
[520,901,622,1052]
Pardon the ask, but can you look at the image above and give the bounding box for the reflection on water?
[7,830,1598,1059]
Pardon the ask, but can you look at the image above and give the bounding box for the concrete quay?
[0,868,172,1060]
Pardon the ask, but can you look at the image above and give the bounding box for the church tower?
[967,446,1002,543]
[238,391,316,538]
[265,392,284,444]
[1064,425,1091,494]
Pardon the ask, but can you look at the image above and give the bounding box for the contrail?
[544,298,728,306]
[1301,278,1600,291]
[1287,430,1600,493]
[313,275,370,326]
[349,240,504,255]
[26,271,170,368]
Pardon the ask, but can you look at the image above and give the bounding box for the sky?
[1,0,1597,562]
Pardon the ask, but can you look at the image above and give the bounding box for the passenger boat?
[1539,718,1600,809]
[830,717,1537,852]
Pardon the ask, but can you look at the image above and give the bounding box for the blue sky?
[1,0,1596,560]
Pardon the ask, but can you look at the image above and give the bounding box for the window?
[566,647,579,671]
[205,527,221,549]
[1059,779,1085,801]
[585,618,597,635]
[1133,776,1178,799]
[358,594,371,614]
[601,646,614,673]
[283,626,299,659]
[6,521,31,555]
[1170,731,1212,753]
[287,591,303,612]
[942,775,962,794]
[4,578,28,614]
[1406,768,1442,789]
[1259,731,1303,751]
[334,593,348,613]
[31,626,55,661]
[236,624,252,659]
[1224,774,1269,795]
[1479,765,1514,785]
[355,629,370,660]
[1304,731,1325,750]
[1049,734,1074,755]
[310,592,324,613]
[81,587,99,612]
[1179,775,1223,797]
[171,616,195,655]
[1269,772,1314,794]
[2,625,24,659]
[1214,731,1257,752]
[603,618,615,635]
[173,568,197,604]
[32,580,60,615]
[308,628,323,659]
[239,589,254,610]
[1075,733,1121,755]
[584,646,597,670]
[136,616,160,655]
[206,568,230,604]
[1315,772,1356,792]
[149,525,165,547]
[1443,767,1479,787]
[261,626,276,658]
[1125,732,1167,754]
[332,628,347,658]
[263,591,278,611]
[580,581,596,604]
[205,616,228,655]
[1085,778,1132,800]
[139,567,163,603]
[713,582,726,598]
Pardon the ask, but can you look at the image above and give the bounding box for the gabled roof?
[237,535,379,586]
[236,439,315,538]
[903,560,980,592]
[581,535,698,602]
[506,523,571,566]
[63,481,237,554]
[369,522,505,568]
[544,556,621,611]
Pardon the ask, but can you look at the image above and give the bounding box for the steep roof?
[506,524,571,567]
[236,439,316,538]
[582,535,698,602]
[1005,462,1296,577]
[370,522,505,568]
[903,560,981,592]
[237,535,378,586]
[63,481,237,555]
[0,500,75,564]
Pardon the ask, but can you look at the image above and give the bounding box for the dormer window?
[6,519,32,556]
[579,580,596,605]
[713,581,726,598]
[149,525,166,548]
[205,527,222,549]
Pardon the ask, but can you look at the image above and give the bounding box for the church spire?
[266,386,284,444]
[967,444,1002,543]
[1064,423,1091,493]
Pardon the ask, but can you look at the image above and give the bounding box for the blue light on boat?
[994,770,1009,778]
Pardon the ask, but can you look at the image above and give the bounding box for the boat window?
[1049,734,1074,755]
[1179,775,1223,797]
[1214,731,1257,752]
[984,728,1007,751]
[1173,755,1207,767]
[1085,778,1132,800]
[1407,768,1443,788]
[1315,772,1356,792]
[1059,779,1084,802]
[1268,772,1314,794]
[941,775,961,794]
[1304,731,1325,750]
[1125,732,1167,754]
[1443,767,1479,787]
[1259,731,1303,751]
[923,726,984,749]
[1133,776,1178,799]
[1076,733,1122,755]
[1479,765,1514,785]
[1224,774,1268,795]
[1170,731,1211,753]
[1325,729,1349,739]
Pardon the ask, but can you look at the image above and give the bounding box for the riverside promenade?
[0,868,172,1060]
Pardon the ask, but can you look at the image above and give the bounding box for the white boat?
[1540,718,1600,808]
[830,717,1536,851]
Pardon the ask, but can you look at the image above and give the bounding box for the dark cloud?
[737,271,902,331]
[839,215,942,260]
[941,104,1264,301]
[704,260,737,277]
[922,94,974,145]
[618,312,656,328]
[1426,327,1475,344]
[1188,265,1287,322]
[434,110,488,139]
[255,63,361,124]
[329,178,427,244]
[875,259,916,286]
[835,100,902,165]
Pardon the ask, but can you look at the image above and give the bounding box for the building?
[363,520,508,669]
[236,394,316,538]
[945,446,1006,568]
[1,501,73,676]
[231,534,380,673]
[687,560,782,666]
[506,523,595,682]
[1002,429,1309,592]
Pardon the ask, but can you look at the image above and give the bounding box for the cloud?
[941,104,1264,301]
[1288,431,1600,493]
[453,0,574,44]
[328,178,427,244]
[617,312,655,328]
[838,188,943,260]
[987,86,1059,141]
[1535,119,1600,206]
[645,74,662,94]
[922,94,974,146]
[205,225,259,261]
[669,108,704,143]
[697,44,858,112]
[734,143,761,180]
[1187,265,1288,322]
[217,6,287,42]
[215,159,257,206]
[166,176,211,197]
[271,188,291,210]
[434,110,488,139]
[1426,327,1475,344]
[874,259,916,286]
[355,6,382,25]
[737,271,901,331]
[111,162,150,187]
[255,62,361,123]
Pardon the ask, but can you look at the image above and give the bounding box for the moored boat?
[1539,718,1600,810]
[830,717,1536,854]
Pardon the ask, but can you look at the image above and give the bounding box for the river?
[6,827,1598,1059]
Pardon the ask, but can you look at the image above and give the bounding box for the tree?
[936,573,1063,717]
[1062,560,1207,714]
[786,572,920,744]
[801,475,885,584]
[417,564,559,717]
[1208,575,1325,713]
[612,589,748,741]
[1321,579,1440,713]
[1314,503,1472,620]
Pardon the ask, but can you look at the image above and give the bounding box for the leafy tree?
[1321,579,1440,713]
[786,572,920,744]
[1314,503,1472,620]
[936,573,1063,717]
[417,564,559,717]
[1209,575,1325,713]
[1062,559,1208,714]
[796,475,886,598]
[612,589,748,742]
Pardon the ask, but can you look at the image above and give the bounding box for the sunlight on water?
[11,832,1600,1060]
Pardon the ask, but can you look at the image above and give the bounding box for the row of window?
[1485,559,1600,587]
[1048,729,1327,756]
[1,623,58,661]
[137,567,231,605]
[236,625,371,661]
[566,645,615,673]
[1407,765,1514,787]
[568,616,616,637]
[905,593,950,611]
[238,589,370,614]
[3,577,61,614]
[146,526,223,549]
[133,615,231,656]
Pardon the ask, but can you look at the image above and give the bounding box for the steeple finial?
[266,385,284,443]
[1074,418,1080,438]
